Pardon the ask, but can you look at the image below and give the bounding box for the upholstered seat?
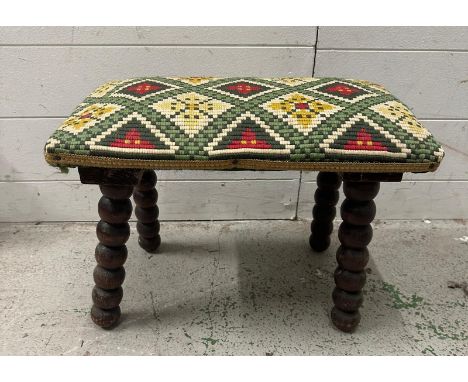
[44,77,443,173]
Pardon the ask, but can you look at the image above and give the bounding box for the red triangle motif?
[126,82,162,95]
[227,128,273,150]
[226,82,262,95]
[110,128,156,149]
[344,128,388,151]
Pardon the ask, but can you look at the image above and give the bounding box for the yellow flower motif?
[60,104,121,134]
[152,92,232,137]
[89,80,124,97]
[264,92,341,133]
[170,77,218,85]
[353,79,379,88]
[371,101,429,139]
[269,78,314,86]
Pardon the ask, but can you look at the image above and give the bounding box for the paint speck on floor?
[381,282,425,309]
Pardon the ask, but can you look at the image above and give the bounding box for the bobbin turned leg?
[331,176,381,332]
[309,172,342,252]
[92,184,133,328]
[133,170,161,253]
[79,167,140,329]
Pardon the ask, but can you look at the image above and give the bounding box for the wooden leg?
[92,184,133,328]
[78,167,141,329]
[309,172,342,252]
[331,178,379,332]
[133,170,161,253]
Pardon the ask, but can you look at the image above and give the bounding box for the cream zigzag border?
[86,112,179,155]
[59,103,123,135]
[206,112,293,156]
[320,113,411,158]
[110,78,178,101]
[309,80,377,104]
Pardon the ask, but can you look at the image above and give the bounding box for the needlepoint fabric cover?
[44,77,444,172]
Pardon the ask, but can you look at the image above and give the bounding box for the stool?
[44,77,444,332]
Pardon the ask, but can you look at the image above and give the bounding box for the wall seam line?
[316,48,468,53]
[293,27,320,220]
[293,26,320,220]
[0,44,315,48]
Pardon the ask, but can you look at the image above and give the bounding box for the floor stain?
[381,282,425,309]
[182,328,191,339]
[415,314,467,342]
[421,345,437,356]
[379,280,467,354]
[201,337,220,353]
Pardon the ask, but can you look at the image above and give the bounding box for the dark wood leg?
[331,178,380,332]
[92,184,133,328]
[79,167,141,329]
[309,172,342,252]
[133,170,161,253]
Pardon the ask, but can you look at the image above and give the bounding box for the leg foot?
[91,305,121,329]
[331,179,379,332]
[309,172,342,252]
[331,306,361,333]
[134,170,161,253]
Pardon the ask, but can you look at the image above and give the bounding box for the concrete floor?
[0,220,466,356]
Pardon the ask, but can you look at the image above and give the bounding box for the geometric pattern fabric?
[44,77,444,172]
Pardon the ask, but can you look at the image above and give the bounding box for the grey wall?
[0,26,467,222]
